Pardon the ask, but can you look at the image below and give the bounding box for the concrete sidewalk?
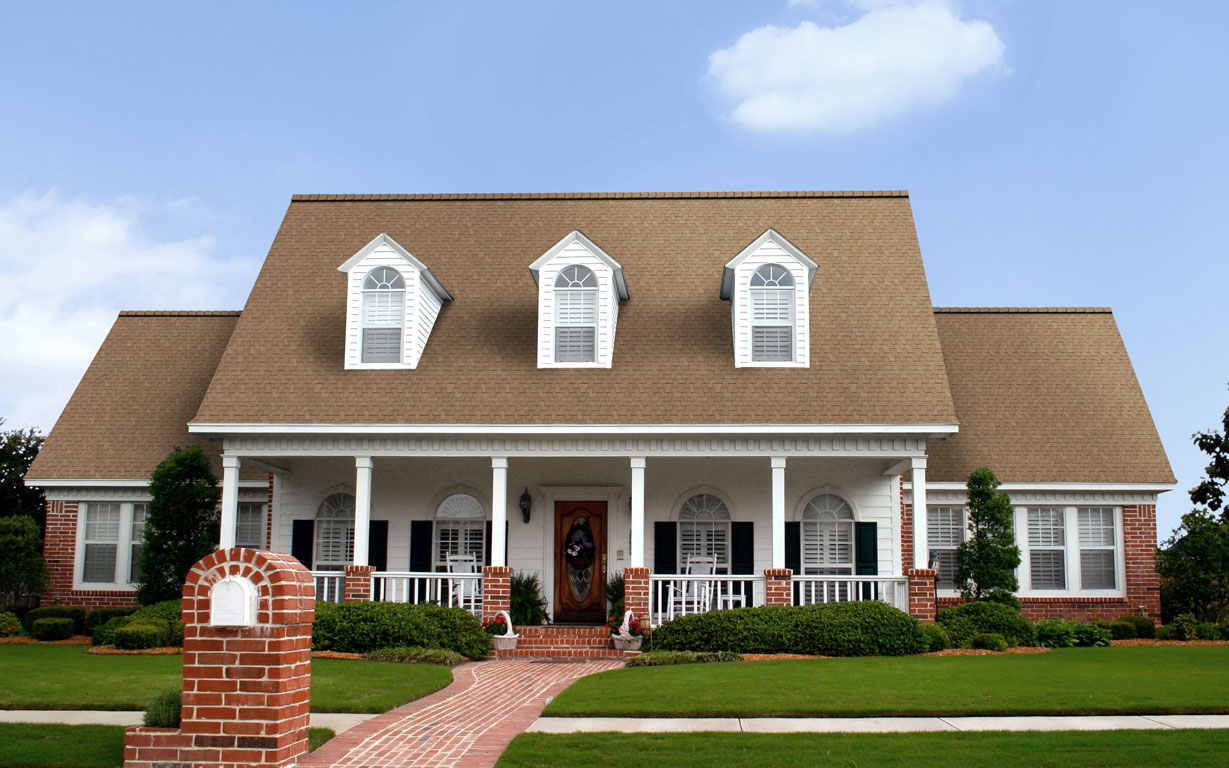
[527,714,1229,733]
[0,710,374,733]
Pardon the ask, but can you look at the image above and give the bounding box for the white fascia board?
[528,230,629,300]
[720,228,819,299]
[24,478,270,488]
[905,481,1178,493]
[189,422,959,437]
[336,233,453,302]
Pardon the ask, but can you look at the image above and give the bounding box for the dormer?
[720,229,818,368]
[337,234,452,370]
[529,231,629,368]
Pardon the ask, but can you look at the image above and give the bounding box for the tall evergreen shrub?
[136,447,220,605]
[955,466,1021,605]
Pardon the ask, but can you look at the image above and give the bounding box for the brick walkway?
[299,659,620,768]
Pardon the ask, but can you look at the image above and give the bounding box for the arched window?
[361,266,405,363]
[678,494,731,572]
[315,493,355,571]
[750,264,795,362]
[801,493,854,574]
[554,265,597,362]
[434,493,486,569]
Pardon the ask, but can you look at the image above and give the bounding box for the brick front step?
[493,625,642,660]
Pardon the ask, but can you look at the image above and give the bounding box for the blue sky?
[0,1,1225,539]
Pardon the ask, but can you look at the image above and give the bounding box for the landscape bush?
[1072,622,1112,647]
[1032,619,1078,648]
[1156,624,1174,640]
[313,602,490,658]
[91,617,127,646]
[363,647,464,666]
[969,632,1008,652]
[653,602,927,657]
[114,618,172,650]
[920,623,950,652]
[936,601,1034,648]
[23,605,86,635]
[1116,615,1156,639]
[624,650,743,667]
[86,606,137,631]
[31,617,74,641]
[143,688,181,728]
[1108,619,1137,640]
[1171,613,1199,641]
[1195,622,1222,641]
[0,611,21,637]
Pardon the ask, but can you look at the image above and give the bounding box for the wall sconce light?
[519,488,532,524]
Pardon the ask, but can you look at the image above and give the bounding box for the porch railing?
[312,572,346,603]
[648,574,765,627]
[371,571,483,616]
[791,575,908,610]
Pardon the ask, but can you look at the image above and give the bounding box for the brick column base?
[343,564,375,602]
[908,568,937,624]
[623,567,649,624]
[482,566,513,624]
[764,568,793,606]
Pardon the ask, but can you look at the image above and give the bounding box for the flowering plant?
[483,616,509,636]
[565,530,594,559]
[607,614,643,638]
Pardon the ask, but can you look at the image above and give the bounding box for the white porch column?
[353,457,373,565]
[912,456,929,570]
[771,457,787,569]
[218,456,240,550]
[491,458,508,567]
[630,457,646,568]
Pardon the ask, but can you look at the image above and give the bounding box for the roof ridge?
[290,190,909,202]
[119,310,242,317]
[933,307,1112,314]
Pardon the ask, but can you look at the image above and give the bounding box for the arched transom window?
[750,264,795,362]
[434,493,486,569]
[315,493,355,571]
[361,266,405,363]
[554,265,597,363]
[801,493,854,573]
[678,493,731,572]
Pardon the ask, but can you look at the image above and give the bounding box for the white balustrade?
[371,571,483,616]
[648,574,764,627]
[791,575,908,610]
[311,572,346,603]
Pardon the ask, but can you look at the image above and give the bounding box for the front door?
[553,500,607,623]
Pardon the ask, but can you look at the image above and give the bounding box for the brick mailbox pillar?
[123,549,314,768]
[907,568,938,624]
[481,565,513,624]
[622,567,650,624]
[342,564,375,602]
[764,568,793,606]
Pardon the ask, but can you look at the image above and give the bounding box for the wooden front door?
[553,500,607,623]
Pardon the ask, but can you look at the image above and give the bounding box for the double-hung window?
[128,504,146,584]
[750,264,794,362]
[1078,507,1116,590]
[1027,507,1066,590]
[554,265,597,363]
[927,506,965,590]
[361,266,405,363]
[80,501,145,587]
[235,502,265,549]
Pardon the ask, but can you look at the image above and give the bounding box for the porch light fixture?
[519,488,532,524]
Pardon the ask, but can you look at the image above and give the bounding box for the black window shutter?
[855,521,878,600]
[484,521,493,567]
[368,520,389,571]
[654,522,677,574]
[731,522,755,575]
[291,520,314,570]
[785,522,801,573]
[409,520,433,572]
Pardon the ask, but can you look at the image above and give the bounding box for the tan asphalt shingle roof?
[926,308,1174,484]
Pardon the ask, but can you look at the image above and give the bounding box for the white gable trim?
[529,231,629,300]
[337,233,452,302]
[720,228,818,300]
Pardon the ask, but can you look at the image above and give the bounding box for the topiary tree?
[0,515,47,605]
[1156,508,1229,623]
[135,446,220,605]
[955,466,1021,605]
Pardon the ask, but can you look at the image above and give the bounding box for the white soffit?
[528,230,630,300]
[720,228,819,299]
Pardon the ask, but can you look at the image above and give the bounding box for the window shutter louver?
[1078,507,1116,589]
[554,327,596,362]
[1030,550,1066,589]
[554,286,597,363]
[361,288,404,363]
[751,327,792,362]
[654,522,677,574]
[291,520,314,570]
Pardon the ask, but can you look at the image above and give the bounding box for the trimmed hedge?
[313,602,491,659]
[86,606,137,631]
[920,623,950,652]
[970,632,1008,652]
[114,618,173,650]
[625,651,743,667]
[32,617,74,641]
[1116,615,1156,639]
[936,602,1033,648]
[363,647,465,666]
[24,606,86,635]
[653,602,927,657]
[1108,620,1137,640]
[0,611,21,637]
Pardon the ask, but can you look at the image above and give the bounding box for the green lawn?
[497,731,1229,768]
[545,646,1229,717]
[0,645,451,714]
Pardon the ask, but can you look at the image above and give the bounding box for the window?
[1078,507,1117,590]
[801,494,854,574]
[361,266,405,363]
[83,503,121,583]
[1028,507,1066,590]
[128,504,146,584]
[928,506,965,590]
[236,502,265,549]
[554,265,597,363]
[316,493,355,571]
[435,493,486,568]
[678,494,731,572]
[750,264,794,362]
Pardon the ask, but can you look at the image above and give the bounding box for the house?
[26,191,1174,643]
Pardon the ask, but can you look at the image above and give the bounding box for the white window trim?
[235,502,266,549]
[530,231,628,370]
[359,268,407,365]
[553,269,599,364]
[1015,505,1126,598]
[927,505,967,595]
[433,493,488,570]
[75,501,143,591]
[722,229,816,369]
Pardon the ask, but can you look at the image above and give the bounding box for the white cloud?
[709,0,1006,133]
[0,191,252,433]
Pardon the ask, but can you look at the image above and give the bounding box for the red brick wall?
[764,568,792,606]
[907,568,937,623]
[41,499,136,610]
[623,567,649,624]
[481,566,512,624]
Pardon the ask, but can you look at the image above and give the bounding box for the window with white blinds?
[435,493,486,568]
[801,494,854,574]
[928,506,965,590]
[84,502,121,583]
[235,502,265,549]
[1078,507,1117,590]
[361,267,405,363]
[128,504,146,584]
[749,265,794,362]
[1028,507,1066,589]
[315,493,355,571]
[554,266,598,363]
[678,494,731,572]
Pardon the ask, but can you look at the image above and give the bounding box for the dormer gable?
[528,231,628,368]
[720,229,817,368]
[337,233,452,370]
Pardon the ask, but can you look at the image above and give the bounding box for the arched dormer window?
[720,229,816,368]
[801,493,854,574]
[434,493,486,569]
[678,493,731,572]
[554,265,598,363]
[361,266,405,363]
[750,264,795,362]
[315,493,355,571]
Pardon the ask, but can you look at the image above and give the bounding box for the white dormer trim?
[529,231,628,369]
[337,233,452,370]
[721,229,816,368]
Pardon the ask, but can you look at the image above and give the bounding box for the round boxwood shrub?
[1108,619,1137,640]
[970,632,1008,652]
[920,623,950,652]
[1156,624,1174,640]
[92,617,127,647]
[24,606,86,635]
[32,617,74,641]
[1116,615,1155,639]
[114,618,172,650]
[0,611,21,637]
[312,602,490,659]
[936,601,1034,648]
[86,606,137,631]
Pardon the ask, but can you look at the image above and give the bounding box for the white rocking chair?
[446,554,479,612]
[667,555,716,620]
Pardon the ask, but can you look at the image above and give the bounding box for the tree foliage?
[0,514,48,601]
[1190,386,1229,515]
[0,418,46,526]
[1156,508,1229,623]
[955,466,1021,604]
[136,446,220,605]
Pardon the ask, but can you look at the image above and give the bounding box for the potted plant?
[484,612,519,651]
[608,611,644,652]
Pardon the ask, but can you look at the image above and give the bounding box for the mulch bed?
[1113,638,1229,647]
[87,645,182,655]
[743,653,828,661]
[312,650,364,660]
[0,635,91,645]
[924,646,1051,656]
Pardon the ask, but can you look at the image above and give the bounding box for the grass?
[545,646,1229,717]
[496,731,1229,768]
[0,645,452,714]
[0,724,335,767]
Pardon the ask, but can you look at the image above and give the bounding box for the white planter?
[491,635,519,651]
[612,636,643,652]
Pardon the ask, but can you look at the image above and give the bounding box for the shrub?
[143,688,181,728]
[1073,622,1112,648]
[653,602,927,657]
[136,446,220,605]
[1171,613,1199,641]
[920,623,950,652]
[1117,615,1156,639]
[625,651,743,667]
[1195,622,1222,641]
[312,602,490,658]
[92,616,129,646]
[86,606,137,631]
[24,606,87,635]
[0,515,48,600]
[1156,624,1174,640]
[606,574,625,617]
[0,611,21,637]
[1108,620,1137,640]
[970,632,1008,652]
[936,602,1033,648]
[32,617,74,641]
[114,618,173,650]
[510,572,549,626]
[1033,619,1078,648]
[363,647,464,666]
